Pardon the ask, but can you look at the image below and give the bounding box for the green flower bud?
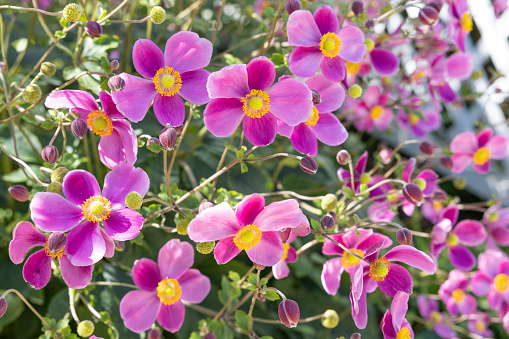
[196,241,215,254]
[150,6,166,24]
[321,194,337,212]
[63,3,82,23]
[46,182,63,195]
[51,167,68,183]
[321,309,339,329]
[77,320,94,337]
[453,178,467,190]
[23,84,42,103]
[176,219,189,235]
[40,62,56,78]
[125,192,142,209]
[349,84,362,98]
[364,38,375,52]
[414,178,427,191]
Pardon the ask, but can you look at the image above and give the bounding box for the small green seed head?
[176,219,189,235]
[40,62,56,78]
[321,309,339,329]
[414,178,427,191]
[125,192,142,209]
[77,320,94,337]
[46,182,63,195]
[23,84,42,103]
[51,167,68,183]
[453,178,467,190]
[196,241,215,254]
[349,84,362,98]
[364,38,375,52]
[321,194,338,212]
[63,3,82,23]
[150,6,166,24]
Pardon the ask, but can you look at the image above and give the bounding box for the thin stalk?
[211,0,227,45]
[0,5,62,15]
[68,289,80,324]
[209,132,236,201]
[1,289,54,331]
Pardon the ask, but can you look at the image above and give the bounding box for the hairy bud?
[365,19,375,30]
[125,192,143,209]
[8,185,30,202]
[77,320,94,337]
[63,3,82,23]
[40,62,56,78]
[204,333,216,339]
[0,298,7,318]
[320,214,335,230]
[427,1,443,13]
[23,84,42,103]
[176,219,189,235]
[41,145,59,164]
[311,89,321,105]
[278,299,300,328]
[300,156,318,174]
[349,84,362,98]
[51,167,68,183]
[419,141,435,156]
[47,232,67,253]
[150,6,166,24]
[336,150,351,165]
[285,0,301,15]
[71,119,88,140]
[159,125,178,150]
[396,228,413,245]
[351,334,361,339]
[108,75,125,92]
[85,21,103,38]
[321,309,339,329]
[440,156,453,170]
[402,183,424,206]
[196,241,215,254]
[46,182,63,195]
[321,194,337,211]
[418,6,439,26]
[352,1,364,15]
[148,328,161,339]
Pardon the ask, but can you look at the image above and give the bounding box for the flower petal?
[59,255,94,289]
[62,170,101,205]
[120,290,161,333]
[381,310,397,339]
[448,245,476,271]
[164,31,212,73]
[321,257,344,295]
[23,249,52,289]
[178,268,211,303]
[267,78,312,126]
[110,73,156,123]
[45,90,99,112]
[203,98,245,138]
[235,194,265,227]
[132,258,161,291]
[446,52,473,80]
[305,74,345,112]
[30,192,83,232]
[378,264,413,297]
[246,231,283,266]
[153,93,185,127]
[99,120,138,169]
[385,245,437,274]
[188,202,240,242]
[313,5,339,35]
[9,221,46,264]
[254,199,303,232]
[288,46,323,79]
[65,221,105,266]
[450,131,478,154]
[214,237,241,264]
[102,163,150,208]
[99,90,124,119]
[247,56,275,91]
[287,10,322,46]
[454,220,487,246]
[179,69,211,105]
[102,208,144,241]
[371,49,399,76]
[157,301,185,333]
[320,56,346,82]
[273,261,290,280]
[243,113,277,146]
[391,291,410,330]
[207,64,249,99]
[132,39,164,78]
[337,26,367,63]
[485,135,507,159]
[157,239,195,280]
[312,113,348,146]
[291,123,318,156]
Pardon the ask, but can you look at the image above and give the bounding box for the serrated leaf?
[240,162,248,173]
[270,53,285,68]
[259,278,268,286]
[147,142,163,153]
[264,289,280,301]
[228,271,240,282]
[342,186,354,199]
[40,120,56,130]
[235,150,244,160]
[55,30,67,39]
[310,218,321,232]
[235,310,250,332]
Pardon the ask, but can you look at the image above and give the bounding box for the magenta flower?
[45,90,137,169]
[494,0,508,17]
[397,108,441,138]
[438,270,477,315]
[30,164,149,266]
[321,229,392,296]
[349,241,436,328]
[430,205,487,271]
[187,194,307,266]
[467,313,493,338]
[203,57,312,146]
[450,128,507,174]
[286,5,367,82]
[120,239,210,333]
[272,233,298,280]
[421,189,448,224]
[111,32,212,126]
[470,250,509,311]
[9,221,95,289]
[351,85,393,132]
[402,157,438,197]
[277,74,348,156]
[447,0,473,52]
[483,206,509,248]
[380,292,414,339]
[417,296,457,338]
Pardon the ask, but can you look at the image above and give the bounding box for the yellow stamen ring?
[473,147,490,166]
[87,110,113,137]
[319,32,342,58]
[305,106,320,126]
[494,273,509,293]
[157,278,182,305]
[461,13,473,32]
[82,195,111,222]
[153,66,182,97]
[370,105,383,120]
[241,89,271,119]
[451,289,465,303]
[341,248,364,268]
[280,243,290,262]
[396,327,412,339]
[233,224,262,250]
[43,238,65,260]
[369,256,391,281]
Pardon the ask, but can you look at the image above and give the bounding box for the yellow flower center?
[409,113,420,125]
[346,62,361,75]
[396,327,412,339]
[433,201,443,210]
[494,273,509,293]
[233,224,262,250]
[488,211,499,222]
[86,110,113,137]
[387,190,399,204]
[305,106,320,126]
[475,320,485,332]
[153,66,182,96]
[280,243,290,262]
[461,13,473,32]
[452,289,465,303]
[370,105,383,120]
[446,232,459,246]
[430,311,442,323]
[369,256,390,281]
[473,147,490,166]
[82,195,111,222]
[360,173,371,184]
[341,248,364,268]
[241,89,271,119]
[43,238,65,260]
[319,32,342,58]
[157,278,182,305]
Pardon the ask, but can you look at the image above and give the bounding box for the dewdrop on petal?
[23,84,42,103]
[77,320,94,337]
[176,219,189,235]
[51,167,68,183]
[349,84,362,98]
[125,192,142,209]
[150,6,166,24]
[196,241,215,254]
[321,309,339,329]
[63,3,82,23]
[41,62,56,78]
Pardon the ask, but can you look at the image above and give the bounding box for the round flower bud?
[108,75,125,92]
[352,1,364,15]
[364,38,375,52]
[321,309,339,329]
[159,126,178,151]
[23,84,42,103]
[440,156,453,170]
[453,178,467,190]
[402,183,423,206]
[278,299,300,328]
[365,19,375,30]
[321,194,337,211]
[150,6,166,24]
[8,185,30,202]
[46,182,63,195]
[349,84,362,98]
[311,89,321,105]
[114,240,125,252]
[396,228,412,245]
[47,231,67,253]
[85,21,103,38]
[125,191,142,209]
[336,150,351,165]
[351,334,361,339]
[300,156,318,174]
[196,241,215,254]
[71,119,88,140]
[51,167,68,183]
[110,60,119,71]
[427,1,443,13]
[77,320,94,337]
[199,200,214,213]
[176,219,189,235]
[41,145,59,164]
[418,6,439,26]
[148,328,161,339]
[471,69,483,80]
[257,293,267,302]
[285,0,301,15]
[433,190,448,202]
[146,137,161,147]
[419,141,435,156]
[320,214,335,230]
[204,333,216,339]
[414,178,427,191]
[63,3,82,23]
[40,62,56,78]
[254,263,266,271]
[0,298,7,318]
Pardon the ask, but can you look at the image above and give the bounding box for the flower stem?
[1,289,54,331]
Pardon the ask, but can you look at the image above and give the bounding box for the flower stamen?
[157,278,182,305]
[341,248,364,268]
[396,327,412,339]
[280,243,290,262]
[153,66,182,96]
[87,110,113,137]
[320,32,342,58]
[241,89,271,119]
[82,195,111,222]
[494,273,509,293]
[305,106,320,126]
[369,256,390,281]
[370,105,383,120]
[473,147,490,166]
[461,13,473,32]
[233,224,262,250]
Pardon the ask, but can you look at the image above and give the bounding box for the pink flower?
[494,0,508,17]
[350,85,393,132]
[120,239,210,333]
[287,5,367,82]
[470,250,509,311]
[9,221,94,289]
[450,128,507,174]
[417,296,457,338]
[277,74,348,156]
[187,194,308,266]
[483,206,509,248]
[45,90,137,169]
[397,108,441,138]
[272,233,298,280]
[447,0,473,52]
[111,32,212,126]
[438,270,477,315]
[203,57,312,146]
[381,292,414,339]
[467,313,493,338]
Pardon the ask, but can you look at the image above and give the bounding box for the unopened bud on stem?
[396,228,413,245]
[71,119,88,139]
[300,156,317,174]
[8,185,30,202]
[402,183,423,206]
[42,145,59,164]
[278,299,300,328]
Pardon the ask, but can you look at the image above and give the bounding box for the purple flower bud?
[278,299,300,328]
[419,141,435,156]
[199,200,214,213]
[352,1,364,15]
[47,232,67,253]
[396,228,413,245]
[311,89,321,105]
[71,119,88,139]
[148,328,161,339]
[328,211,337,220]
[320,215,335,230]
[365,19,375,30]
[41,145,59,164]
[257,293,267,302]
[440,156,453,170]
[402,183,424,206]
[427,1,443,13]
[146,137,161,147]
[351,334,361,339]
[254,263,266,271]
[0,297,7,318]
[204,333,216,339]
[336,150,351,165]
[85,21,103,38]
[173,124,184,134]
[433,190,448,202]
[418,6,439,26]
[159,125,178,150]
[110,60,119,70]
[300,156,318,174]
[8,185,30,202]
[285,0,301,15]
[108,75,125,92]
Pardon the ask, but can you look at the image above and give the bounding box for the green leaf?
[263,6,274,17]
[55,30,67,39]
[235,150,244,161]
[12,38,28,53]
[247,272,257,287]
[259,278,268,286]
[228,271,240,282]
[270,53,285,68]
[131,232,144,246]
[147,142,163,153]
[40,120,56,130]
[240,162,248,173]
[264,289,280,301]
[208,319,234,339]
[99,311,110,322]
[342,186,354,199]
[310,218,321,232]
[235,310,250,332]
[100,56,111,74]
[223,53,243,65]
[59,17,69,29]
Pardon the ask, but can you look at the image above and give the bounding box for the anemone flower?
[483,205,509,248]
[447,0,473,52]
[470,250,509,311]
[417,296,457,338]
[272,232,298,280]
[351,85,393,132]
[381,292,414,339]
[397,108,441,138]
[438,270,477,315]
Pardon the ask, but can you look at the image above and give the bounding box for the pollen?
[43,239,65,260]
[280,243,290,262]
[241,89,270,119]
[320,32,342,58]
[451,289,465,303]
[341,248,364,268]
[409,113,420,125]
[396,327,412,339]
[473,147,490,166]
[305,106,320,126]
[370,105,383,120]
[157,278,182,305]
[446,232,459,247]
[153,66,182,96]
[461,13,473,32]
[87,110,113,137]
[346,62,361,75]
[233,224,262,250]
[82,195,111,222]
[369,256,390,281]
[494,273,509,293]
